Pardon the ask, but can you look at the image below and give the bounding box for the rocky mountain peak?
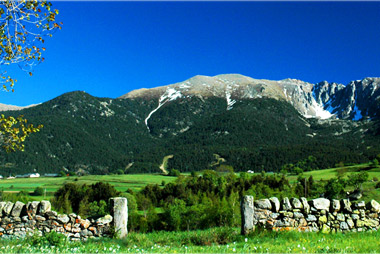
[0,103,38,112]
[120,74,380,121]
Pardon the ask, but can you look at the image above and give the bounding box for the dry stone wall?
[241,196,380,234]
[0,197,128,240]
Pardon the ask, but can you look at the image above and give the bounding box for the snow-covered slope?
[120,74,380,123]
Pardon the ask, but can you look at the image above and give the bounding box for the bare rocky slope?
[121,74,380,122]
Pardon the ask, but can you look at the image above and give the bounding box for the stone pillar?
[110,197,128,238]
[241,195,255,235]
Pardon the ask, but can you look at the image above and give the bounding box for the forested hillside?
[0,91,379,175]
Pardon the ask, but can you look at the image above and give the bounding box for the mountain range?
[0,74,379,175]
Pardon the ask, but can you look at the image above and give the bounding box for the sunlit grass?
[1,227,380,253]
[0,174,176,195]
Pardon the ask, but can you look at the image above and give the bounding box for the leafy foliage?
[0,0,60,153]
[51,182,120,217]
[133,171,291,232]
[0,114,42,152]
[0,0,61,90]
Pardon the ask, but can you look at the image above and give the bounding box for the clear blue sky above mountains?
[2,1,380,106]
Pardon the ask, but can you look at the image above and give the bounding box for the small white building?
[29,173,40,178]
[15,173,40,178]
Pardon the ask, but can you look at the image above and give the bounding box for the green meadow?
[1,163,380,253]
[1,227,380,253]
[0,174,177,201]
[1,162,380,202]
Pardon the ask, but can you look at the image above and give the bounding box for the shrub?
[89,200,108,218]
[168,169,180,177]
[51,182,120,217]
[29,231,67,247]
[33,187,44,196]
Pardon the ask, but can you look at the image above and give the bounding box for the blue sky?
[1,1,380,106]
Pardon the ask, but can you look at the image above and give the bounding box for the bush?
[51,182,120,217]
[89,200,108,218]
[33,187,44,196]
[29,231,67,247]
[168,169,180,177]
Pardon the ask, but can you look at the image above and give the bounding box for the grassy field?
[1,165,380,253]
[1,163,380,201]
[0,174,177,200]
[285,163,380,202]
[1,227,380,253]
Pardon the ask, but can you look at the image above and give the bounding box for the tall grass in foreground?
[1,227,380,253]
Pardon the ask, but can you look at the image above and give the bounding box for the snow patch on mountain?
[310,99,334,119]
[309,88,335,119]
[145,88,183,131]
[226,84,236,110]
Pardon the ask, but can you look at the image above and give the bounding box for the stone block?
[38,201,51,215]
[270,213,280,219]
[342,199,352,212]
[346,218,354,229]
[306,214,317,222]
[96,215,113,225]
[370,200,380,213]
[282,197,292,211]
[340,221,349,230]
[0,202,6,215]
[254,199,272,210]
[331,199,340,212]
[356,201,366,209]
[318,215,327,224]
[35,215,46,222]
[269,197,280,212]
[294,212,304,219]
[109,198,127,238]
[27,201,39,216]
[365,218,379,228]
[11,201,25,217]
[3,202,14,215]
[311,198,330,211]
[321,224,330,233]
[337,213,345,222]
[241,195,255,235]
[300,197,310,214]
[80,219,91,229]
[57,214,70,224]
[291,198,303,209]
[356,220,365,227]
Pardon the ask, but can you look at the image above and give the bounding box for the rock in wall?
[0,199,128,240]
[241,196,380,234]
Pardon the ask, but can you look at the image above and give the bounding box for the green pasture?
[1,227,380,253]
[0,174,176,200]
[1,163,380,201]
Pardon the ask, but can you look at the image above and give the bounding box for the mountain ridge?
[121,74,380,122]
[0,74,379,175]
